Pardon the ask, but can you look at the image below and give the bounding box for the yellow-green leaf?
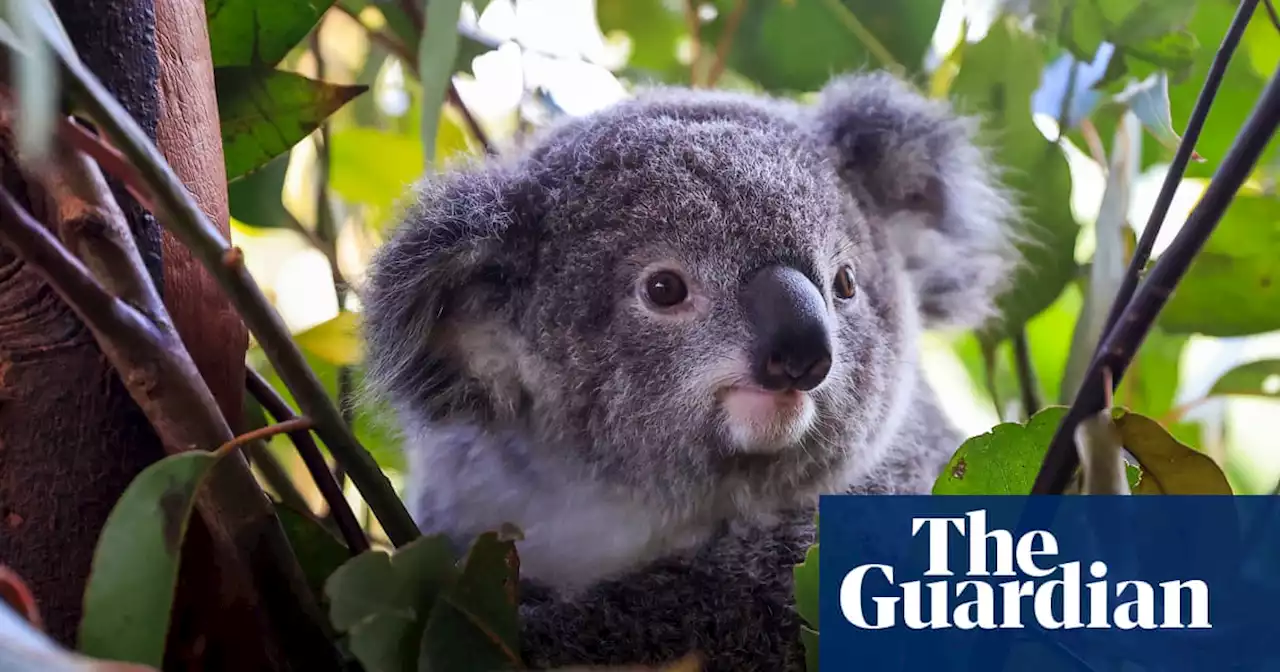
[1114,411,1232,494]
[1207,359,1280,400]
[933,406,1069,495]
[294,311,363,366]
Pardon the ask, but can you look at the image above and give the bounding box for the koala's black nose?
[741,266,833,392]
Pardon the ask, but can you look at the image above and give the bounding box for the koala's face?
[362,76,1017,508]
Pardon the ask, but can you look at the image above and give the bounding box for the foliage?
[3,0,1280,671]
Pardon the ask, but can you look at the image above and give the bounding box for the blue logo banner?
[817,495,1280,671]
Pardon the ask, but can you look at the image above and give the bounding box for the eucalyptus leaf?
[216,66,367,180]
[206,0,337,68]
[78,450,232,667]
[1159,193,1280,336]
[273,503,350,602]
[418,0,464,165]
[419,529,524,670]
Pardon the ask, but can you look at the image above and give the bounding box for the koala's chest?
[501,483,717,592]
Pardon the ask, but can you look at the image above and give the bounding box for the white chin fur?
[720,388,817,453]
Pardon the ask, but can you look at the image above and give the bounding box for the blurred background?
[234,0,1280,542]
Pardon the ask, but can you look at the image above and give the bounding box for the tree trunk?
[0,0,170,646]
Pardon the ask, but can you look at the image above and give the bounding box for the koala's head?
[361,72,1018,510]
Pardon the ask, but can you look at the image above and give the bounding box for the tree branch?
[1031,63,1280,494]
[704,0,745,88]
[682,0,703,86]
[247,368,371,554]
[44,37,420,546]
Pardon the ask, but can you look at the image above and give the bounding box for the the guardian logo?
[840,510,1211,631]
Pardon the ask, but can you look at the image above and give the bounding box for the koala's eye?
[833,266,857,300]
[644,270,689,308]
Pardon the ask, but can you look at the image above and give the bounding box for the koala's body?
[361,71,1020,670]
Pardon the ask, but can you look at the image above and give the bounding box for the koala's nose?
[741,266,833,392]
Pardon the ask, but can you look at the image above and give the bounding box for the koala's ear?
[360,165,538,422]
[809,71,1022,331]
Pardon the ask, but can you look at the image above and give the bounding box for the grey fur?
[360,71,1019,671]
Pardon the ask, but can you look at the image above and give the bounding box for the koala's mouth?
[717,384,817,454]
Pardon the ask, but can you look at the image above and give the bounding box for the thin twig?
[247,368,371,554]
[219,417,315,455]
[58,117,155,212]
[682,0,703,86]
[1012,330,1042,419]
[446,83,494,154]
[1031,62,1280,494]
[47,33,421,545]
[705,0,746,87]
[1264,0,1280,32]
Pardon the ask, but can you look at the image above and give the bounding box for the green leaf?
[793,543,819,630]
[274,503,350,602]
[418,0,464,165]
[1159,193,1280,336]
[78,450,230,666]
[1058,0,1198,80]
[1172,0,1279,178]
[419,528,524,671]
[294,311,363,366]
[1206,359,1280,400]
[933,406,1069,495]
[951,17,1079,338]
[1114,410,1232,494]
[1114,327,1188,419]
[325,534,459,672]
[710,0,943,93]
[206,0,337,67]
[596,0,686,80]
[800,625,819,672]
[329,126,423,212]
[228,150,292,228]
[216,66,367,180]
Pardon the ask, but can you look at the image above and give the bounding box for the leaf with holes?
[78,450,230,667]
[934,406,1069,495]
[1114,410,1232,494]
[1159,193,1280,336]
[216,66,366,180]
[206,0,337,67]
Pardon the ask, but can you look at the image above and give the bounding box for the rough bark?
[0,0,170,645]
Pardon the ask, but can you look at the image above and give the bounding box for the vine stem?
[44,28,421,545]
[818,0,904,76]
[1031,63,1280,495]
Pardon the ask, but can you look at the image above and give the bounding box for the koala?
[360,70,1020,671]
